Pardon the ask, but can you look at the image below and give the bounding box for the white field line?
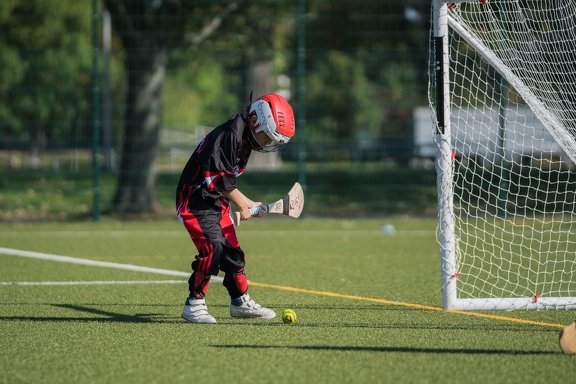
[0,246,224,284]
[0,280,185,286]
[0,231,183,238]
[0,230,435,238]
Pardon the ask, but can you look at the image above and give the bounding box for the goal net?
[430,1,576,310]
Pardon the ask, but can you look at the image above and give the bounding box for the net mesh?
[430,1,576,309]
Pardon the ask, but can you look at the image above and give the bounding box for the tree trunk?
[112,47,168,213]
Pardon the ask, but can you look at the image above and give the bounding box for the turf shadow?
[210,344,559,355]
[0,304,174,323]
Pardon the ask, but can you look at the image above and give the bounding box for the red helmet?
[248,93,295,152]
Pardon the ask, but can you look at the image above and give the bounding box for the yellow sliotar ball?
[281,309,297,324]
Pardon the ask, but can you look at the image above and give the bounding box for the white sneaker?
[181,297,217,324]
[230,294,276,319]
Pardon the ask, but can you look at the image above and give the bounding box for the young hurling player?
[176,93,295,323]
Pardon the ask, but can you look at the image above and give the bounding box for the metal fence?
[0,1,436,220]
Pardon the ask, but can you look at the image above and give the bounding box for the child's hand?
[239,207,252,221]
[251,203,265,218]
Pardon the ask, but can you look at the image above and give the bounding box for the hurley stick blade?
[233,182,304,226]
[266,182,304,218]
[559,321,576,354]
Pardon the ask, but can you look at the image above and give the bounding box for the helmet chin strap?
[246,128,280,153]
[246,131,262,151]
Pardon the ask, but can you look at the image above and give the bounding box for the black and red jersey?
[176,114,252,206]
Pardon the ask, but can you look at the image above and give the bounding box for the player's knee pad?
[188,272,211,298]
[223,271,248,298]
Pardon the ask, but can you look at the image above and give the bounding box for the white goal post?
[430,0,576,310]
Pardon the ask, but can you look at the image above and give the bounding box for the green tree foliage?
[163,58,240,129]
[302,0,429,138]
[0,0,92,148]
[164,1,296,129]
[1,0,433,215]
[307,51,382,142]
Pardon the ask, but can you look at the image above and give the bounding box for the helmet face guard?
[247,94,295,153]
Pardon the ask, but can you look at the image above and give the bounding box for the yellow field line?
[3,245,565,329]
[250,281,565,329]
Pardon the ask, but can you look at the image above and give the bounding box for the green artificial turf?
[1,219,574,384]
